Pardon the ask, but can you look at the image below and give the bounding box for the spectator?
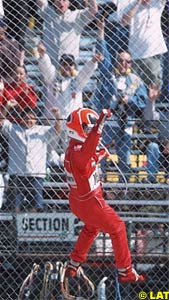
[0,69,38,209]
[0,18,22,81]
[92,19,147,181]
[144,111,169,184]
[100,0,129,64]
[3,1,41,64]
[38,41,102,152]
[117,0,168,122]
[145,140,169,184]
[3,0,29,62]
[0,67,37,123]
[37,0,98,67]
[0,106,61,213]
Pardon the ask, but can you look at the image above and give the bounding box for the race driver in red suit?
[64,107,144,283]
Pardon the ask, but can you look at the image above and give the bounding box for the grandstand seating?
[23,20,169,184]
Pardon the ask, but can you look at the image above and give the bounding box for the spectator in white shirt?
[0,106,61,213]
[117,0,168,121]
[38,41,102,152]
[37,0,98,68]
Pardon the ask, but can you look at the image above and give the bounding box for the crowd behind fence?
[0,0,169,299]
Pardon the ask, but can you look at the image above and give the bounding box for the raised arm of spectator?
[77,0,98,31]
[118,0,142,26]
[95,18,112,77]
[76,53,102,92]
[87,0,98,17]
[91,19,116,112]
[38,42,56,84]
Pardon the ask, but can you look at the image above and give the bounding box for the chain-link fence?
[0,0,169,299]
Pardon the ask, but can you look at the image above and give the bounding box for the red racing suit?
[64,119,131,268]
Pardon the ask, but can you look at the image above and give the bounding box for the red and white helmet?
[66,108,99,142]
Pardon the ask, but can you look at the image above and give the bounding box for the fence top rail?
[43,182,169,189]
[43,199,169,206]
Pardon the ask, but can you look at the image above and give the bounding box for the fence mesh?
[0,0,169,299]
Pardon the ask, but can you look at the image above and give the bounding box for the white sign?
[16,212,83,241]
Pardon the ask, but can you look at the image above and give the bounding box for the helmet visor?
[82,114,97,134]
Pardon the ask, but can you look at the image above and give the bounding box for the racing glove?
[95,109,112,134]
